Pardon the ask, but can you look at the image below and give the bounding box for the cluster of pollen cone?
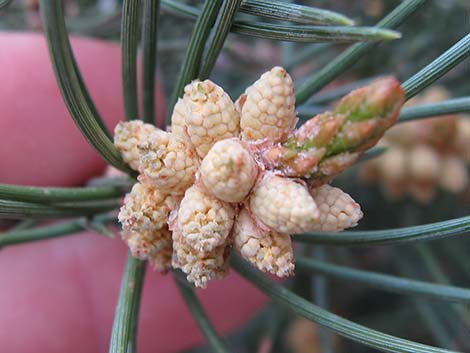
[114,66,405,288]
[360,87,470,203]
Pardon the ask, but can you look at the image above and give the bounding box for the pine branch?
[0,199,119,219]
[232,22,400,43]
[298,97,470,123]
[199,0,243,79]
[170,0,223,109]
[311,247,334,353]
[295,0,426,104]
[295,216,470,246]
[0,214,116,247]
[38,0,134,175]
[240,0,354,26]
[142,0,161,125]
[109,254,146,353]
[174,273,231,353]
[162,0,400,43]
[232,256,456,353]
[399,97,470,122]
[402,34,470,100]
[296,256,470,303]
[121,0,141,120]
[0,184,126,204]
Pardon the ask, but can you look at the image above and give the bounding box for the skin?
[0,32,268,353]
